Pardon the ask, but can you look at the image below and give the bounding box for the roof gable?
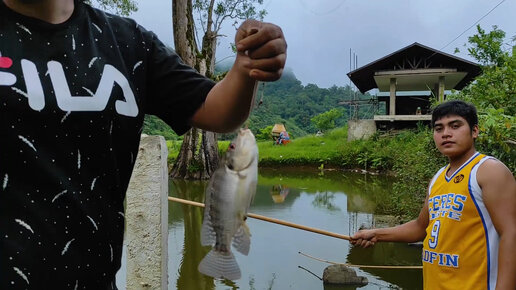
[347,42,481,93]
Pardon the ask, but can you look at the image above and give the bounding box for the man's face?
[433,115,478,158]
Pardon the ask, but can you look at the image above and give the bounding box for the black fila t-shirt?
[0,1,214,288]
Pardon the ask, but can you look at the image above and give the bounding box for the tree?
[171,0,265,179]
[466,25,508,67]
[88,0,137,16]
[451,25,516,172]
[311,108,343,132]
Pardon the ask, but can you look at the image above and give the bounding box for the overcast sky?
[127,0,515,88]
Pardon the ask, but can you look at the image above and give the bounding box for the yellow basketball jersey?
[423,153,499,290]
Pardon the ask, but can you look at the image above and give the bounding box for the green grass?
[257,127,347,166]
[166,127,349,167]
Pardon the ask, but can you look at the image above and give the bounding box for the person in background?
[351,100,516,290]
[0,0,286,288]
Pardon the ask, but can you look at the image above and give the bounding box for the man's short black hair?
[432,100,478,130]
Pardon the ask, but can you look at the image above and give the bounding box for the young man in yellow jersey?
[351,100,516,290]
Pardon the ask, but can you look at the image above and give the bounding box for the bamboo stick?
[168,196,351,241]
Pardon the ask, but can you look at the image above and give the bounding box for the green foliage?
[243,69,373,138]
[311,108,343,132]
[450,25,516,173]
[256,125,274,141]
[467,25,508,66]
[211,68,373,141]
[193,0,266,33]
[476,108,515,172]
[88,0,137,16]
[143,115,180,140]
[388,129,446,220]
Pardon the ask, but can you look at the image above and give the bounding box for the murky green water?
[168,167,422,290]
[117,167,423,289]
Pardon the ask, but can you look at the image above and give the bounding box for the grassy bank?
[166,127,447,220]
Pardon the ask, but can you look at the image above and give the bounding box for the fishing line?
[440,0,506,51]
[425,0,507,61]
[297,265,322,280]
[257,82,265,108]
[298,0,347,16]
[298,251,423,269]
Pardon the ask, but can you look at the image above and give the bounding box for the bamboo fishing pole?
[168,196,351,241]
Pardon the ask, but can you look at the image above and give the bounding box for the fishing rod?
[168,196,351,241]
[169,196,423,270]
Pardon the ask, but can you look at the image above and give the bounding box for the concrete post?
[389,78,396,115]
[347,120,377,141]
[125,135,168,289]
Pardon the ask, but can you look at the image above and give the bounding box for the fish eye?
[228,143,235,150]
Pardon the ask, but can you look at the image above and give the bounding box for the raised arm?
[191,20,287,133]
[478,159,516,290]
[351,195,429,248]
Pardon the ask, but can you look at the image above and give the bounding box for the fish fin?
[232,222,251,255]
[201,169,225,246]
[198,250,241,280]
[200,215,216,246]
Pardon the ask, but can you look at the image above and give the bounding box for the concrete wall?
[125,135,169,289]
[347,120,377,141]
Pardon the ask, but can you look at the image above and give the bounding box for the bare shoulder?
[478,158,513,178]
[477,158,515,192]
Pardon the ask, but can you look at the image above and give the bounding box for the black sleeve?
[143,30,215,135]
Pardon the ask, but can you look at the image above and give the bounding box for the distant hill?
[144,65,375,140]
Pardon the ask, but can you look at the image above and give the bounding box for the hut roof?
[347,42,481,93]
[272,123,287,134]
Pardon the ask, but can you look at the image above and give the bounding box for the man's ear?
[472,124,479,139]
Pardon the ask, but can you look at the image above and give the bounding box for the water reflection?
[312,192,341,211]
[172,180,214,290]
[166,167,422,290]
[347,243,423,289]
[270,184,289,203]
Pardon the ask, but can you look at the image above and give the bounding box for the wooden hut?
[347,42,481,130]
[271,123,290,145]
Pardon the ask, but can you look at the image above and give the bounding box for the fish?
[198,128,259,280]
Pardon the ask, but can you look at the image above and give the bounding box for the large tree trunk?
[170,0,219,179]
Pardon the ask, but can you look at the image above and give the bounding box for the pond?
[118,167,423,290]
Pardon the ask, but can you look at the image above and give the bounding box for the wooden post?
[389,78,396,115]
[438,76,445,102]
[125,135,169,289]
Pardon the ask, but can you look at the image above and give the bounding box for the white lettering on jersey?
[21,60,45,111]
[0,71,16,86]
[1,58,138,117]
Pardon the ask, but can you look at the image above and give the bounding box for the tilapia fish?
[198,128,258,280]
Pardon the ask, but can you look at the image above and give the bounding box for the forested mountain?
[143,67,375,140]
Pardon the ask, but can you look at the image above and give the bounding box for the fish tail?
[198,250,241,280]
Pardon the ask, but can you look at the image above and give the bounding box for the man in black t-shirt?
[0,0,286,288]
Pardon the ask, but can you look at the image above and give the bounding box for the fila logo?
[0,56,138,117]
[454,174,464,183]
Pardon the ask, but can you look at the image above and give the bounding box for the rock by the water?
[323,265,368,286]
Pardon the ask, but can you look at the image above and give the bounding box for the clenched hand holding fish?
[198,129,259,280]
